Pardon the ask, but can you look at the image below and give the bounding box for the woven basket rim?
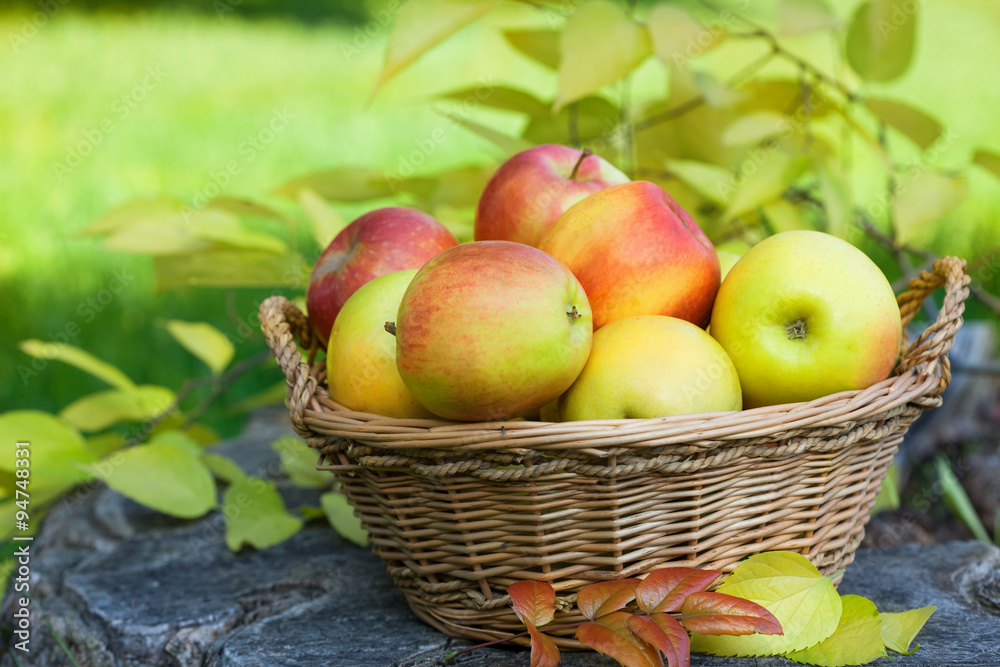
[261,256,970,450]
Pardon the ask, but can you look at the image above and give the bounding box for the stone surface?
[4,410,1000,666]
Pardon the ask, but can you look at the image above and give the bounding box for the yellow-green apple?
[559,316,741,420]
[393,241,593,421]
[475,144,629,247]
[326,270,435,419]
[307,207,457,345]
[710,230,902,408]
[538,181,720,329]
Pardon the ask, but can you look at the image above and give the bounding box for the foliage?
[469,552,934,667]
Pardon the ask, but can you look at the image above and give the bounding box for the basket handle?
[259,296,318,438]
[895,256,970,394]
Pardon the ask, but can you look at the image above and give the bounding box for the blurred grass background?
[2,0,999,437]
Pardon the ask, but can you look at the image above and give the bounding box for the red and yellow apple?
[474,144,629,247]
[394,241,593,421]
[710,230,902,408]
[326,270,435,419]
[559,316,742,421]
[538,180,720,329]
[307,207,457,345]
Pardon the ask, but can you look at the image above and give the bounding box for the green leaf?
[414,165,495,211]
[102,209,287,256]
[441,85,549,117]
[321,491,368,547]
[223,476,303,551]
[815,159,853,239]
[18,340,135,391]
[664,158,731,204]
[648,4,724,68]
[271,437,328,489]
[276,166,413,201]
[972,149,1000,183]
[935,455,990,543]
[78,197,181,236]
[522,96,620,145]
[866,97,942,151]
[201,453,246,484]
[723,111,787,146]
[694,71,745,109]
[206,196,286,221]
[86,442,216,518]
[870,462,900,514]
[0,411,96,493]
[503,29,560,69]
[845,0,918,82]
[60,385,175,433]
[183,423,221,447]
[556,0,652,110]
[441,112,533,156]
[86,432,126,458]
[893,171,968,244]
[148,430,202,457]
[724,153,809,219]
[785,595,886,666]
[880,605,935,655]
[299,189,348,249]
[691,552,842,656]
[779,0,840,35]
[373,0,498,96]
[165,320,235,375]
[762,199,813,233]
[153,249,308,290]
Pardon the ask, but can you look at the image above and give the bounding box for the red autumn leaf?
[629,613,691,667]
[577,579,641,620]
[509,581,557,627]
[628,613,690,667]
[635,567,722,614]
[679,591,783,636]
[577,612,664,667]
[526,622,561,667]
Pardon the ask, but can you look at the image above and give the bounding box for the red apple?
[474,144,629,247]
[538,180,719,330]
[393,241,593,421]
[307,207,457,345]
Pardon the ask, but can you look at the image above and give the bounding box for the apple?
[307,207,457,345]
[710,230,902,408]
[393,241,593,421]
[559,316,741,420]
[538,180,720,330]
[475,144,629,247]
[325,270,436,420]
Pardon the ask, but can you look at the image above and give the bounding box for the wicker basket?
[260,256,969,647]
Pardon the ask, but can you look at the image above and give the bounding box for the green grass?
[2,1,999,435]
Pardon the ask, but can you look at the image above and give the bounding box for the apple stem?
[566,305,582,320]
[786,318,807,340]
[384,322,397,336]
[569,148,593,180]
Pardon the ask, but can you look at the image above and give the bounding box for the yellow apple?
[326,270,435,419]
[559,316,742,421]
[710,230,902,408]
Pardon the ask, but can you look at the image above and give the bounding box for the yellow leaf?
[778,0,840,35]
[762,199,812,233]
[299,189,347,249]
[664,158,731,204]
[815,159,853,239]
[206,196,286,221]
[723,111,787,146]
[846,0,918,82]
[556,1,651,110]
[18,340,135,391]
[866,97,942,151]
[503,29,560,69]
[724,152,809,219]
[321,491,368,547]
[0,411,96,494]
[165,320,235,375]
[880,605,935,655]
[272,437,328,489]
[153,249,307,290]
[60,385,176,433]
[373,0,498,97]
[224,476,303,550]
[201,453,246,484]
[77,197,181,236]
[785,595,886,666]
[691,552,842,656]
[893,171,968,244]
[648,4,724,68]
[972,149,1000,182]
[440,111,533,156]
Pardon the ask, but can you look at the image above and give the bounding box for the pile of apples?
[307,144,902,423]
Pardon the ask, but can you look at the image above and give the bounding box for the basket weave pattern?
[261,257,969,646]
